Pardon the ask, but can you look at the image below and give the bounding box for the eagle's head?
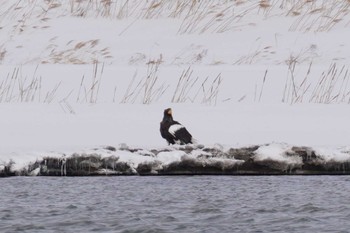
[164,108,172,116]
[163,108,173,122]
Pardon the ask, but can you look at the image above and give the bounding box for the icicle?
[60,155,67,176]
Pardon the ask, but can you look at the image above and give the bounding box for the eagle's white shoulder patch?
[168,124,184,136]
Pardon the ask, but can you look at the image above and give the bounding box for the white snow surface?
[1,0,350,172]
[254,143,303,165]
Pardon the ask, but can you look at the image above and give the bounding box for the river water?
[1,176,350,233]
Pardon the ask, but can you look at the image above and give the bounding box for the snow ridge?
[1,143,350,177]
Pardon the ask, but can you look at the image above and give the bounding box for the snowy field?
[1,0,350,174]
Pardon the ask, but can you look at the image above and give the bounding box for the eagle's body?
[160,108,193,145]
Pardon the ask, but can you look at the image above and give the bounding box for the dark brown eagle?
[160,108,193,145]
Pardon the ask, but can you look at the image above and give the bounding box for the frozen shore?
[2,143,350,177]
[1,1,350,177]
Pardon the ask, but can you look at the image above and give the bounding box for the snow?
[1,0,350,173]
[314,147,350,162]
[156,151,187,165]
[254,143,303,165]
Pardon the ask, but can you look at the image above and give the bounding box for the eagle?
[160,108,193,145]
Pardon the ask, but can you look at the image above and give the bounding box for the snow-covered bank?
[1,143,350,177]
[1,0,350,174]
[1,101,349,174]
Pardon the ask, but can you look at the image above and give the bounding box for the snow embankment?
[1,143,350,177]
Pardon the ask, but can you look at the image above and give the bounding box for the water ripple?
[1,176,350,232]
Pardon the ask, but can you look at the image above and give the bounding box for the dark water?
[1,176,350,233]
